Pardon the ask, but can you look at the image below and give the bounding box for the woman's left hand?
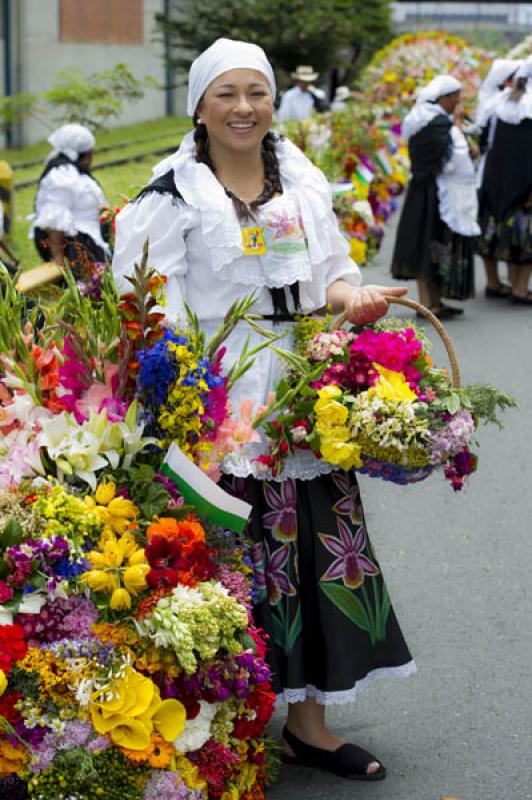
[345,285,408,325]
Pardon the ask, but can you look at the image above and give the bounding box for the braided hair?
[192,113,299,315]
[192,114,282,220]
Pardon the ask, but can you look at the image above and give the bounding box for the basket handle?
[331,295,461,388]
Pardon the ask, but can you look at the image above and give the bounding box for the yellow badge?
[242,227,266,255]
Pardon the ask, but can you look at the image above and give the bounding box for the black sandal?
[282,725,387,781]
[485,283,511,299]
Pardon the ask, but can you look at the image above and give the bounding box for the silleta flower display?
[0,256,278,799]
[255,315,515,489]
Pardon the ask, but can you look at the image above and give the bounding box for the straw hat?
[291,65,319,82]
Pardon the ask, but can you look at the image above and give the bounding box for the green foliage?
[155,0,392,87]
[0,92,40,133]
[44,63,153,130]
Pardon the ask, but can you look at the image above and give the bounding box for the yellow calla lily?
[111,718,152,751]
[152,698,187,742]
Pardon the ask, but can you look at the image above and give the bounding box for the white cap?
[47,123,95,161]
[187,38,276,117]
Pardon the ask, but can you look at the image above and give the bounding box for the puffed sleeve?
[322,210,362,289]
[112,192,196,320]
[33,165,79,235]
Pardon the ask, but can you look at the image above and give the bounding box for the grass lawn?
[2,116,190,268]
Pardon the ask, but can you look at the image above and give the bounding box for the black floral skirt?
[477,203,532,264]
[220,471,414,703]
[430,228,476,300]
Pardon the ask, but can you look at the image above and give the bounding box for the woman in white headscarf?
[478,58,532,303]
[474,59,521,298]
[113,37,413,782]
[392,75,479,319]
[31,123,110,269]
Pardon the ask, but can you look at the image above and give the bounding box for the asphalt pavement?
[266,207,532,800]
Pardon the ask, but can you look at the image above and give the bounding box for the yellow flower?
[90,667,186,751]
[175,756,208,791]
[0,669,7,696]
[110,587,132,611]
[369,365,418,404]
[81,532,147,606]
[95,481,116,506]
[320,437,362,470]
[349,238,368,264]
[314,386,348,429]
[123,563,150,596]
[83,570,118,593]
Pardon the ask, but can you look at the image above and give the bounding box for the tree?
[0,64,155,136]
[154,0,392,89]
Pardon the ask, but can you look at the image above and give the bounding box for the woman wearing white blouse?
[32,124,110,268]
[113,38,413,782]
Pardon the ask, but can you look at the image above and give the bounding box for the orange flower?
[134,587,172,620]
[146,515,206,550]
[119,734,173,768]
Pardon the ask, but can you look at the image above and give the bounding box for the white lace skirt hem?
[276,660,417,706]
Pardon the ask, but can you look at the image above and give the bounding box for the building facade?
[1,0,187,147]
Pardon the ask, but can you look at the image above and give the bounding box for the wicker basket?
[332,296,461,485]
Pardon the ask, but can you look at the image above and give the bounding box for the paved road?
[267,208,532,800]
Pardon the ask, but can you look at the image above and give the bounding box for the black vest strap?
[135,169,183,202]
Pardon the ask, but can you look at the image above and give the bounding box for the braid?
[193,119,282,221]
[250,131,282,212]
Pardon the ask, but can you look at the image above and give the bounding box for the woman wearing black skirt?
[478,59,532,303]
[392,75,479,319]
[113,37,414,781]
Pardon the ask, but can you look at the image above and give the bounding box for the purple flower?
[262,480,297,542]
[331,472,363,525]
[263,541,296,605]
[319,519,379,589]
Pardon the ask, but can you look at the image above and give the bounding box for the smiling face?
[196,68,274,155]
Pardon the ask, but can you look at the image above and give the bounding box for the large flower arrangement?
[254,315,515,489]
[277,32,493,265]
[0,258,279,799]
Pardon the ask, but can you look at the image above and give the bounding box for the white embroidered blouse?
[113,132,361,481]
[31,164,109,253]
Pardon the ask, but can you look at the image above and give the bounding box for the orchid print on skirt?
[220,471,412,697]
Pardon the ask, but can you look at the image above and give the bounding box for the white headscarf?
[402,75,461,140]
[475,59,522,129]
[416,75,461,104]
[494,58,532,125]
[187,38,276,116]
[47,123,95,162]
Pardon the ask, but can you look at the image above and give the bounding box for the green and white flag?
[161,443,252,533]
[375,148,393,176]
[354,163,374,186]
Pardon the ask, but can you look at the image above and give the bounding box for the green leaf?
[140,484,171,519]
[0,518,24,551]
[320,581,371,631]
[270,609,286,648]
[286,603,302,654]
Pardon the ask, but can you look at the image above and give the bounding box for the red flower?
[0,624,27,674]
[0,580,13,603]
[231,681,276,740]
[0,690,22,723]
[145,535,182,588]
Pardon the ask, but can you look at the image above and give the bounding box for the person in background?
[330,85,351,113]
[478,58,532,304]
[474,58,523,298]
[31,124,110,270]
[277,65,328,122]
[391,75,479,319]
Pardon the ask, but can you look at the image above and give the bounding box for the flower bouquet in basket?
[0,250,281,799]
[255,298,516,490]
